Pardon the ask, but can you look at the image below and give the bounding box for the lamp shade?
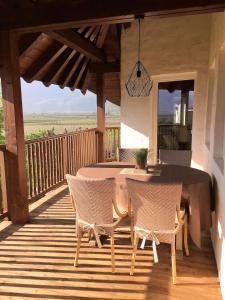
[126,60,152,97]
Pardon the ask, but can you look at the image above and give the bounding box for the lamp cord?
[138,18,141,62]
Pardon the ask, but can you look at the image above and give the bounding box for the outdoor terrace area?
[1,1,225,299]
[0,184,220,300]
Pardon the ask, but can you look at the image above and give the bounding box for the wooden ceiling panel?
[46,29,106,62]
[1,0,225,32]
[42,47,74,86]
[60,53,84,88]
[19,33,53,74]
[23,42,66,82]
[19,32,40,55]
[19,22,121,105]
[71,57,90,90]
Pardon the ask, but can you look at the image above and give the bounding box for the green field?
[24,113,120,139]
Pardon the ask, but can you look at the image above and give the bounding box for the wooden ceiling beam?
[71,57,90,91]
[19,33,49,71]
[23,43,67,82]
[96,25,109,48]
[46,29,106,62]
[60,53,84,88]
[79,66,89,93]
[44,49,77,86]
[18,32,41,55]
[89,26,101,42]
[89,62,120,73]
[83,26,96,39]
[80,71,92,95]
[1,0,225,32]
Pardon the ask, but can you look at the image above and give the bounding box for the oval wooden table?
[78,162,213,248]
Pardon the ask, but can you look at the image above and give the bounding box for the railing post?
[0,147,8,216]
[96,73,106,162]
[63,136,68,174]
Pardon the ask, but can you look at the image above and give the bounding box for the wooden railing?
[0,126,120,210]
[0,145,8,219]
[105,127,120,161]
[158,124,192,151]
[25,129,97,200]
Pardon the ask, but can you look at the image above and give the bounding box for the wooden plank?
[61,53,84,88]
[83,26,98,39]
[0,150,8,214]
[96,25,109,48]
[71,57,90,91]
[39,141,44,192]
[89,61,120,73]
[97,73,106,162]
[42,141,47,191]
[23,43,67,82]
[46,30,106,62]
[43,48,76,86]
[31,143,37,196]
[0,30,29,223]
[27,144,33,198]
[19,33,43,59]
[89,26,101,42]
[78,64,89,91]
[63,137,68,175]
[0,185,220,300]
[2,1,225,32]
[19,33,53,76]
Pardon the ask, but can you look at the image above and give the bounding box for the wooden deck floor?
[0,185,221,300]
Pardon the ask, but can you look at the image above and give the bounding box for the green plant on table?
[135,148,148,169]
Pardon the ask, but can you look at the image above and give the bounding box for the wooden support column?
[96,73,105,162]
[0,30,29,223]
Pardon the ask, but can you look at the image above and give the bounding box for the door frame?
[149,71,197,164]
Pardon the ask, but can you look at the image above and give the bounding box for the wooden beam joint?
[46,29,106,62]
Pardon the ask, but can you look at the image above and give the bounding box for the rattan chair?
[126,178,189,284]
[66,174,127,272]
[159,149,191,166]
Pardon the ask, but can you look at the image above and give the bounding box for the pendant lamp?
[126,17,152,97]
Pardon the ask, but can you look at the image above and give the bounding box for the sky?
[158,89,194,115]
[18,79,193,115]
[21,79,97,114]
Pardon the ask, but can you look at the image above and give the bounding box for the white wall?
[121,15,211,165]
[121,12,225,298]
[203,12,225,299]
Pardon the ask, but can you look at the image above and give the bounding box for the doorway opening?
[157,80,194,154]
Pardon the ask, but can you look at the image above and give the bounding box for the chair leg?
[183,215,190,256]
[130,216,134,247]
[111,233,115,273]
[74,234,82,267]
[171,242,176,284]
[130,234,139,276]
[128,199,134,246]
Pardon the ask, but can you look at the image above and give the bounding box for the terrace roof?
[19,24,123,106]
[2,0,225,107]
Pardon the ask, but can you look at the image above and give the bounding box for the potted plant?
[135,148,148,169]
